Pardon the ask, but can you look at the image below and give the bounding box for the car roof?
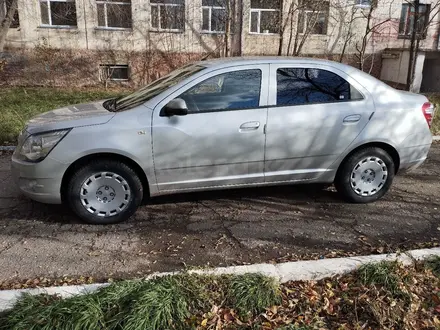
[198,56,349,70]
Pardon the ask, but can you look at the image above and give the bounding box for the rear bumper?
[11,154,69,204]
[398,143,432,172]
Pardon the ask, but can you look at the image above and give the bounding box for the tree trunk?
[277,0,285,56]
[287,11,295,55]
[406,0,420,91]
[0,0,18,52]
[358,9,372,71]
[224,0,231,57]
[233,0,243,56]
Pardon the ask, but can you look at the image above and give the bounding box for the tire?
[334,147,395,203]
[66,159,144,225]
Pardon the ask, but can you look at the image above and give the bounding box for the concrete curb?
[1,247,440,312]
[0,283,108,312]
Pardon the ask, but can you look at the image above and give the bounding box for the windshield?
[113,64,206,111]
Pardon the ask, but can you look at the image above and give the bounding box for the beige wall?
[4,0,440,56]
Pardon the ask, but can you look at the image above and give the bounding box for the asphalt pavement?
[0,144,439,282]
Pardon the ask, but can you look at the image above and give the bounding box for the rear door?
[265,63,374,183]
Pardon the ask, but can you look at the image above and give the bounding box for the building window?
[298,0,329,35]
[0,0,20,28]
[249,0,280,34]
[39,0,77,27]
[100,65,129,81]
[151,0,185,31]
[202,0,226,33]
[354,0,371,8]
[399,2,430,39]
[97,0,132,29]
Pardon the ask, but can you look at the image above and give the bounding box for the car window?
[179,69,262,112]
[276,68,364,107]
[114,64,206,111]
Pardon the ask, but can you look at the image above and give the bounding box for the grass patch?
[228,273,281,317]
[0,87,125,144]
[0,257,440,330]
[357,260,401,296]
[431,106,440,135]
[427,93,440,135]
[2,262,440,329]
[1,273,281,330]
[425,256,440,277]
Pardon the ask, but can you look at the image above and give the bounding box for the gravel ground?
[0,144,439,283]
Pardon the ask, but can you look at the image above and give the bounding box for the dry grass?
[427,93,440,135]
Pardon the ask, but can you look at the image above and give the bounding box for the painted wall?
[4,0,440,56]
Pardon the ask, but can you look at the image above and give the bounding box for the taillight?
[422,102,435,128]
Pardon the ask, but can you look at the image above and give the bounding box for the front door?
[265,64,374,183]
[152,65,269,193]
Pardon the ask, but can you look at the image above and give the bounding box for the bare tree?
[282,0,330,56]
[354,0,394,73]
[405,0,440,90]
[0,0,18,52]
[327,0,361,62]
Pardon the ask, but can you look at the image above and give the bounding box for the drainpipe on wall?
[82,0,89,50]
[434,23,440,51]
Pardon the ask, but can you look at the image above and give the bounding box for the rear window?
[277,68,364,107]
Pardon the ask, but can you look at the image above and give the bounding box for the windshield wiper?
[103,97,122,112]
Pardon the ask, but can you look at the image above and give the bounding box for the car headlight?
[18,129,70,162]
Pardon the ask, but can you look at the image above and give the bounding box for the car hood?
[26,101,115,135]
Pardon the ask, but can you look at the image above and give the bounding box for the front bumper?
[11,153,69,204]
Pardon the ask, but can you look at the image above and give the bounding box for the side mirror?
[163,98,189,116]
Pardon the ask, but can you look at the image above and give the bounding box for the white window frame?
[96,0,132,30]
[99,64,129,82]
[249,8,279,35]
[150,2,185,32]
[354,0,371,9]
[399,2,429,38]
[298,7,328,35]
[39,0,77,28]
[201,3,226,33]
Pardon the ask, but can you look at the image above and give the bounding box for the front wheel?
[66,160,143,224]
[335,147,395,203]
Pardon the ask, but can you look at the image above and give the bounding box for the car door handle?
[343,115,361,123]
[240,121,260,131]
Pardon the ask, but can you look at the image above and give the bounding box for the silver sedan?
[11,57,435,224]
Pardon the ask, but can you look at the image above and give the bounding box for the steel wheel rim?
[350,156,388,197]
[80,172,131,217]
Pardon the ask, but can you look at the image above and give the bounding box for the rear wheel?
[335,147,395,203]
[66,160,143,224]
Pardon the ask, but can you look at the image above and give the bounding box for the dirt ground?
[0,144,439,283]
